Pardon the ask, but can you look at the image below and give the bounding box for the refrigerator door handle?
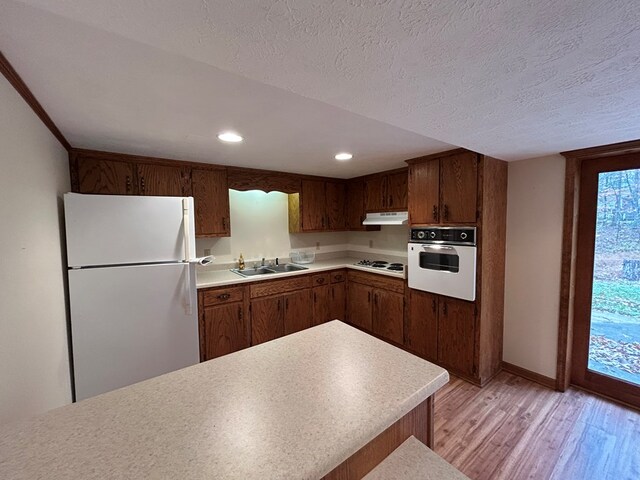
[182,198,192,262]
[185,263,194,315]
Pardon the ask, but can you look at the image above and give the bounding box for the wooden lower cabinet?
[251,296,283,345]
[329,282,346,321]
[346,271,405,344]
[202,303,249,360]
[372,289,404,345]
[405,289,438,362]
[312,285,331,326]
[347,281,373,330]
[199,285,249,361]
[437,298,476,377]
[284,289,313,335]
[406,288,477,379]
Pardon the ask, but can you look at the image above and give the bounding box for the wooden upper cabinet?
[408,159,440,224]
[77,157,135,195]
[440,152,478,223]
[301,180,327,231]
[365,176,386,212]
[386,172,408,211]
[325,181,346,230]
[192,168,231,237]
[136,163,187,196]
[346,180,377,231]
[437,297,476,377]
[408,150,478,225]
[406,289,438,361]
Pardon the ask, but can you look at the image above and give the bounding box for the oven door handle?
[421,245,458,254]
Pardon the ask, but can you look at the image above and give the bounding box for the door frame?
[557,139,640,408]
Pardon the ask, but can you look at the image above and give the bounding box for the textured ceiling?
[2,0,640,172]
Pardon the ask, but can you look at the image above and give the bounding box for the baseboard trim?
[502,361,556,390]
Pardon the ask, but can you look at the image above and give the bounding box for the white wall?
[503,155,565,379]
[196,189,408,263]
[196,190,349,264]
[0,76,71,423]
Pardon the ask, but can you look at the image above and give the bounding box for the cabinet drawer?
[347,270,405,294]
[330,270,346,283]
[251,276,313,298]
[202,286,245,306]
[311,273,331,286]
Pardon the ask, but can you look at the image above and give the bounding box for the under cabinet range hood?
[362,211,409,226]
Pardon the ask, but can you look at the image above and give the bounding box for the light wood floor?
[434,371,640,480]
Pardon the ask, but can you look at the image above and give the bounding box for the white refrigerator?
[64,193,201,401]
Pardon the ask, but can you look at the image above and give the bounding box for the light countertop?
[363,436,470,480]
[0,321,448,480]
[197,256,406,289]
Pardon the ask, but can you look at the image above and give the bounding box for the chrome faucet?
[261,257,265,267]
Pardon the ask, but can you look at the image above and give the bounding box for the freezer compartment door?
[69,263,199,401]
[64,193,195,267]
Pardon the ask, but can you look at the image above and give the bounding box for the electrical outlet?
[316,241,320,250]
[369,240,373,248]
[204,248,211,256]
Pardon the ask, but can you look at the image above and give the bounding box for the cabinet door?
[202,303,248,360]
[325,181,346,230]
[386,171,408,211]
[406,289,438,361]
[440,152,478,223]
[251,296,283,345]
[347,281,372,331]
[372,289,404,344]
[312,285,331,326]
[192,168,231,237]
[365,176,386,212]
[301,180,326,231]
[78,158,135,195]
[137,163,186,196]
[284,289,313,335]
[408,160,439,224]
[437,298,476,376]
[346,180,367,230]
[329,282,346,321]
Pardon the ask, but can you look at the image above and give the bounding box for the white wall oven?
[408,227,477,301]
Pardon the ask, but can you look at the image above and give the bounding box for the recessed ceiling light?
[335,152,353,161]
[217,131,243,143]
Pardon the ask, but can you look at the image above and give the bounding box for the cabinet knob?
[140,177,146,194]
[126,176,131,194]
[217,293,231,301]
[316,278,325,284]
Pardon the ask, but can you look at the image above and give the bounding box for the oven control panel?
[410,227,476,245]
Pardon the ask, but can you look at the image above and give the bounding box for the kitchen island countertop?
[196,256,406,289]
[0,321,448,480]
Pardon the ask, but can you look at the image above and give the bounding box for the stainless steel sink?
[266,264,308,273]
[231,263,308,278]
[231,267,276,277]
